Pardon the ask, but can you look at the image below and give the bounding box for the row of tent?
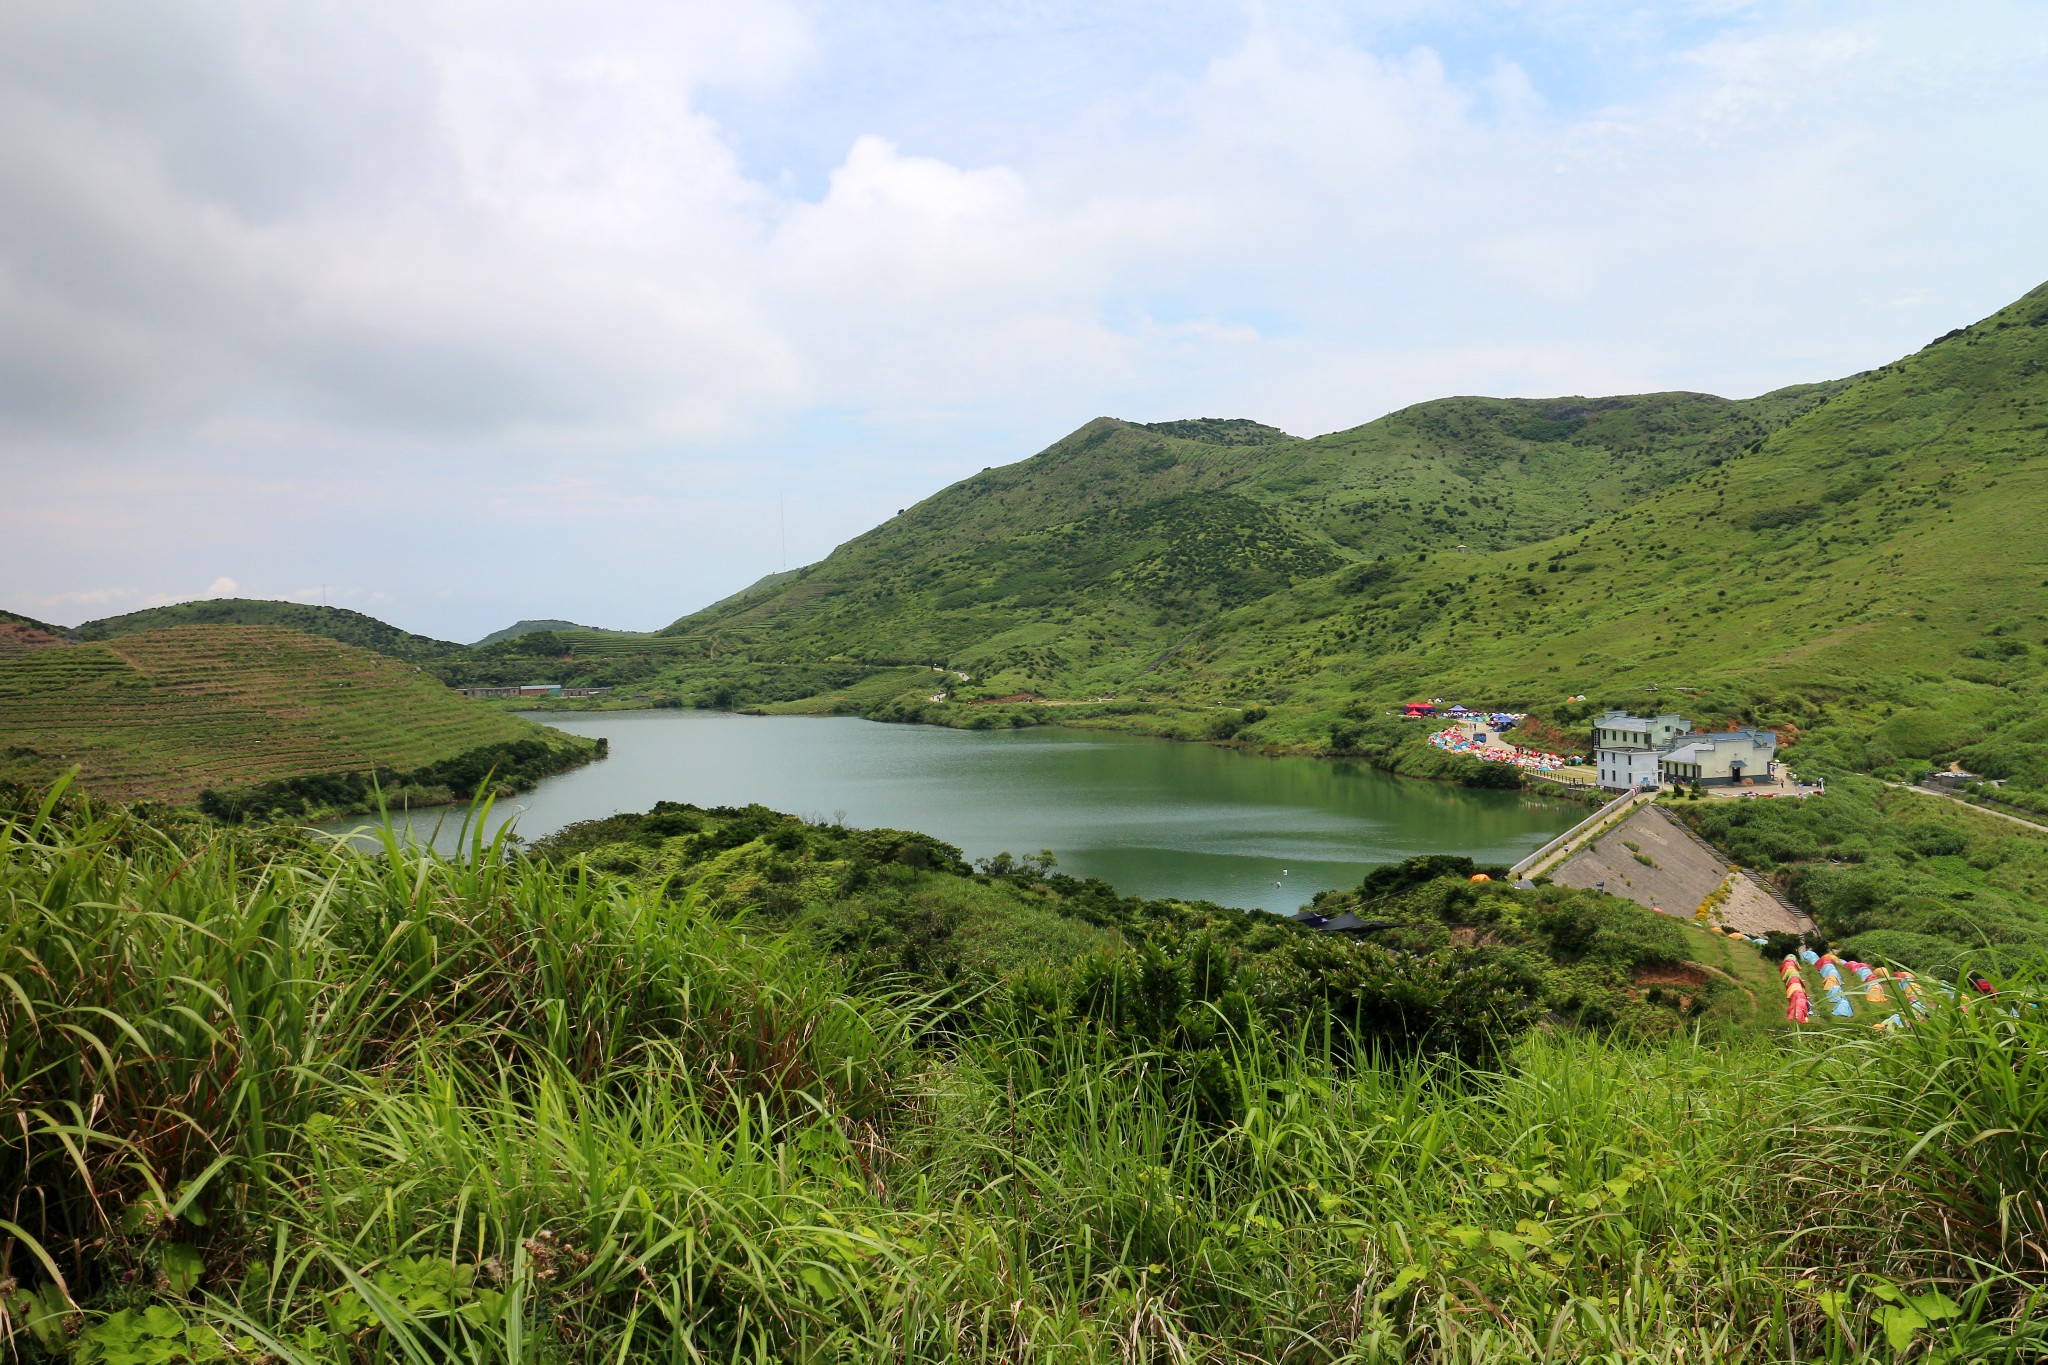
[1781,950,1932,1029]
[1426,726,1579,772]
[1401,703,1524,726]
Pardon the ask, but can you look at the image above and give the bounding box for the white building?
[1658,729,1778,787]
[1593,711,1690,791]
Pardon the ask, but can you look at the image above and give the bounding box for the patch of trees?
[198,737,601,824]
[1744,503,1823,531]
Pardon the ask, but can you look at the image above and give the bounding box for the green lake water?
[326,711,1578,914]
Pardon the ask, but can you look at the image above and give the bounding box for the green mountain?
[657,385,1843,689]
[72,599,465,662]
[470,618,630,647]
[656,284,2046,763]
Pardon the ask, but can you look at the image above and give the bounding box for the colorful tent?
[1896,970,1929,1015]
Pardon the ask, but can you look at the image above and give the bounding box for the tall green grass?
[4,790,2044,1361]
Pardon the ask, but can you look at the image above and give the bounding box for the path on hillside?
[1550,803,1809,936]
[1514,790,1652,882]
[1881,781,2048,836]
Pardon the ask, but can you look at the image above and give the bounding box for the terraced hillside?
[0,626,596,804]
[652,383,1843,693]
[72,598,465,662]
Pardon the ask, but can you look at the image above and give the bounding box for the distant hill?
[652,276,2048,744]
[1136,417,1293,445]
[0,625,598,807]
[471,618,630,647]
[1,607,64,633]
[657,386,1843,687]
[0,609,67,653]
[72,599,464,662]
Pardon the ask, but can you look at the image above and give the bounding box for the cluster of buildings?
[1592,710,1778,791]
[1401,699,1788,792]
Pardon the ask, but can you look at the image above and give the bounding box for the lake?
[325,711,1578,914]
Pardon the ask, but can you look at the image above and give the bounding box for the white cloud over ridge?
[2,0,2045,636]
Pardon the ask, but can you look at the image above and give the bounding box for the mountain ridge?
[72,598,465,662]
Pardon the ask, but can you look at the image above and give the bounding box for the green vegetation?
[4,790,2043,1361]
[0,608,64,636]
[468,619,630,648]
[1675,777,2048,977]
[486,280,2047,975]
[0,626,597,810]
[70,600,466,664]
[17,285,2045,976]
[529,805,1727,1047]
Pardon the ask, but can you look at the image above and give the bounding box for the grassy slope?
[646,285,2045,744]
[72,598,466,662]
[6,798,2042,1362]
[0,625,594,803]
[0,608,68,652]
[469,618,631,647]
[0,607,66,634]
[1189,282,2048,750]
[530,804,1753,1040]
[651,386,1842,698]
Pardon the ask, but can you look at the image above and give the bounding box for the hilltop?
[0,608,67,652]
[653,384,1842,689]
[71,598,466,662]
[470,617,630,647]
[0,625,598,813]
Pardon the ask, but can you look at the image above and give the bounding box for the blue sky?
[3,1,2045,641]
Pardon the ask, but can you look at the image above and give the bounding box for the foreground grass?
[3,793,2043,1361]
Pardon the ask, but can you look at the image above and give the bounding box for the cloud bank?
[3,0,2045,637]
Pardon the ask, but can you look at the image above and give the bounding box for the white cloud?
[0,1,2044,638]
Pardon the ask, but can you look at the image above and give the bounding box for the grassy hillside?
[0,608,66,653]
[0,607,64,633]
[4,793,2042,1361]
[531,803,1761,1040]
[645,284,2044,746]
[0,625,597,809]
[544,281,2048,972]
[72,598,465,662]
[650,384,1842,697]
[469,617,630,647]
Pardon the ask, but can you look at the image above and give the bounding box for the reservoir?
[327,710,1578,914]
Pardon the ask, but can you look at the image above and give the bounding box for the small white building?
[1592,711,1690,791]
[1658,729,1778,787]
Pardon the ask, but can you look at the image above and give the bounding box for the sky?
[3,1,2046,643]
